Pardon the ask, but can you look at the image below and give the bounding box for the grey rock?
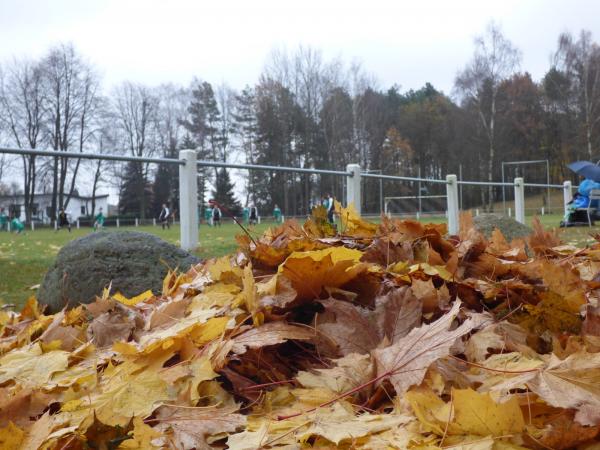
[473,213,532,242]
[38,231,199,312]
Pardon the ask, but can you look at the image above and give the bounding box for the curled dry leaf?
[231,321,315,354]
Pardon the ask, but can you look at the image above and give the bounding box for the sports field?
[0,213,596,308]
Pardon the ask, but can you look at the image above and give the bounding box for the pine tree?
[181,82,223,204]
[212,168,241,216]
[233,86,260,205]
[152,164,172,217]
[119,161,153,218]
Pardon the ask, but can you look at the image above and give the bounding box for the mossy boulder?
[473,213,532,242]
[38,231,199,312]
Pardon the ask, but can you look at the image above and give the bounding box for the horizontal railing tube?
[456,180,513,187]
[197,160,352,177]
[361,172,448,184]
[0,146,184,165]
[522,182,564,188]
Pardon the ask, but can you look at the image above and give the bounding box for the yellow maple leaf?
[335,201,378,237]
[297,403,412,445]
[0,343,69,388]
[407,387,525,439]
[188,316,231,346]
[409,262,454,281]
[242,264,263,326]
[278,247,366,300]
[119,416,162,449]
[0,422,24,450]
[188,355,219,403]
[113,289,154,306]
[207,256,244,284]
[84,370,172,427]
[405,387,452,435]
[452,388,525,437]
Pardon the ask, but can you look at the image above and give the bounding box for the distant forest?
[1,23,599,218]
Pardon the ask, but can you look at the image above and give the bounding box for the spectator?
[0,208,7,231]
[242,205,250,224]
[94,208,105,231]
[212,204,222,227]
[57,208,71,232]
[273,204,282,223]
[10,216,24,234]
[249,204,258,225]
[204,207,212,225]
[158,203,171,230]
[325,193,335,224]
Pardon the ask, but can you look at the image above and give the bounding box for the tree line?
[1,23,600,220]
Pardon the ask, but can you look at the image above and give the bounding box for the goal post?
[384,194,448,218]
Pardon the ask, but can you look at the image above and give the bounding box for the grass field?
[0,222,271,308]
[0,213,597,309]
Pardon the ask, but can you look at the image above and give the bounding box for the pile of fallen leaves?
[2,205,600,449]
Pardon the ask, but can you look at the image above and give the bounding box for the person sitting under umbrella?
[565,161,600,225]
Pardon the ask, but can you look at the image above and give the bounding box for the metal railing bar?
[457,180,513,186]
[384,195,447,200]
[196,160,352,176]
[523,182,564,188]
[0,147,184,165]
[361,172,448,184]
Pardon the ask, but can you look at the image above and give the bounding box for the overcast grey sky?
[1,0,599,95]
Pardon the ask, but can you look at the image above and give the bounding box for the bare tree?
[113,81,158,218]
[455,22,521,210]
[216,83,236,162]
[155,83,189,157]
[41,43,100,218]
[554,30,600,160]
[0,59,45,222]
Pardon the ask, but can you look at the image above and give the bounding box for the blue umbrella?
[568,161,600,182]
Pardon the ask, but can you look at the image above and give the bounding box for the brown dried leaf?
[361,238,414,266]
[154,405,246,450]
[296,352,375,395]
[465,321,532,363]
[316,298,380,356]
[373,301,483,397]
[87,307,137,347]
[528,216,562,255]
[316,287,421,356]
[231,321,314,354]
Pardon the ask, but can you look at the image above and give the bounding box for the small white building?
[0,192,109,224]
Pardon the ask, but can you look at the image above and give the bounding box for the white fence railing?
[0,147,579,249]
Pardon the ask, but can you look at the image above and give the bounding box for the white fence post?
[76,219,80,229]
[446,174,459,235]
[153,218,156,226]
[31,221,34,231]
[563,181,573,217]
[116,218,120,228]
[514,177,525,224]
[179,149,199,251]
[54,220,57,230]
[346,164,362,214]
[135,218,139,227]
